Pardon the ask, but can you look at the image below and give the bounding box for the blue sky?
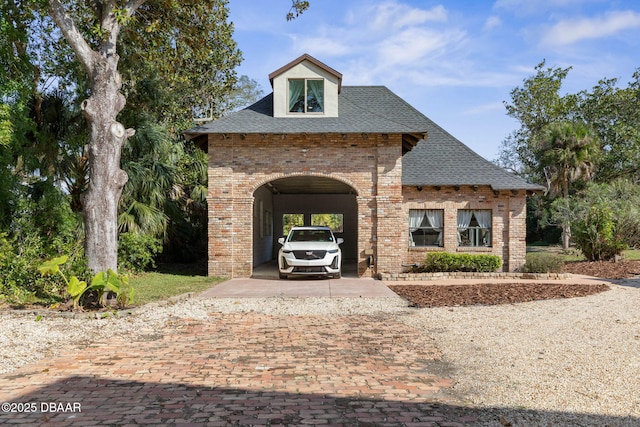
[227,0,640,160]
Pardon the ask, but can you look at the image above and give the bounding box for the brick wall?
[207,132,404,278]
[402,186,527,272]
[206,133,527,278]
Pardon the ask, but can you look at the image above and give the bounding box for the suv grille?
[293,250,327,260]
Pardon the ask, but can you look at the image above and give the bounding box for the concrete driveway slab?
[199,277,398,298]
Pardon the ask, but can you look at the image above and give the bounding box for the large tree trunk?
[81,58,133,273]
[48,0,140,273]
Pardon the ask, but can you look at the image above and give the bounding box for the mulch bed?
[390,259,640,308]
[389,283,610,308]
[563,259,640,279]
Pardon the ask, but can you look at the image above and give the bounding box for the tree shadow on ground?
[1,376,637,426]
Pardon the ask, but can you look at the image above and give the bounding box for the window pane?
[311,213,343,233]
[288,80,305,112]
[411,228,442,247]
[282,213,304,236]
[306,79,324,112]
[457,210,491,247]
[409,209,443,247]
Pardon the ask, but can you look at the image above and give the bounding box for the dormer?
[268,54,342,118]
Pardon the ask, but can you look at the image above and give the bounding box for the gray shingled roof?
[184,85,542,191]
[403,130,545,191]
[184,86,432,135]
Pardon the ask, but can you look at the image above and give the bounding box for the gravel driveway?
[1,279,639,426]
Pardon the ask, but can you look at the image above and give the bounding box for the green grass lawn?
[526,245,640,262]
[129,272,225,306]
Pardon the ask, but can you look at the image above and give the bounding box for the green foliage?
[287,0,310,20]
[117,0,242,129]
[567,180,640,261]
[38,256,134,309]
[283,214,304,236]
[422,252,502,273]
[523,252,565,273]
[0,104,13,147]
[118,232,162,273]
[0,231,85,305]
[573,203,627,261]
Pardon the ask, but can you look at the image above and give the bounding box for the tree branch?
[48,0,97,75]
[125,0,147,16]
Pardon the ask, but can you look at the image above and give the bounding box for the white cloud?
[541,10,640,46]
[484,15,502,31]
[287,1,472,88]
[362,1,448,32]
[377,27,465,65]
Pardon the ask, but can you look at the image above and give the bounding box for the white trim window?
[409,209,443,247]
[289,79,324,113]
[457,210,492,247]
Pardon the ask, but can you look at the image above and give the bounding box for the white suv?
[277,226,343,279]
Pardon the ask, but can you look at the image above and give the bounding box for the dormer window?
[270,54,340,117]
[289,79,324,113]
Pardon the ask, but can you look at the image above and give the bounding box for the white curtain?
[474,210,492,229]
[288,80,304,112]
[457,210,473,244]
[306,80,324,112]
[426,209,444,245]
[409,210,426,245]
[474,210,492,246]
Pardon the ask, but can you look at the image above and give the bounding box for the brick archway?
[252,175,359,273]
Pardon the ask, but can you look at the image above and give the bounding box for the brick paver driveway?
[0,312,479,426]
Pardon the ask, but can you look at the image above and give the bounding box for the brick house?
[185,54,543,278]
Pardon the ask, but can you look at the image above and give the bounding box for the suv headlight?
[328,249,339,254]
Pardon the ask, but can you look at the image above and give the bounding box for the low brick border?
[379,271,572,281]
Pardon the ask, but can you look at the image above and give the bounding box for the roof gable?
[268,53,342,92]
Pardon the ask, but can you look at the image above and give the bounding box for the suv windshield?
[289,229,334,242]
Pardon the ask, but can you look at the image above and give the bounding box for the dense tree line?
[498,61,640,259]
[0,0,284,301]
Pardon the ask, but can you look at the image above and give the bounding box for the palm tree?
[538,121,599,249]
[119,122,180,239]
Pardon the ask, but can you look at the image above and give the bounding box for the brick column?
[373,134,403,275]
[232,196,254,277]
[207,135,235,278]
[507,193,527,271]
[375,196,405,275]
[357,195,376,277]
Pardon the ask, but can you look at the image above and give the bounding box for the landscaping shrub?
[523,252,565,273]
[572,203,627,261]
[0,232,80,304]
[423,252,502,273]
[118,232,163,273]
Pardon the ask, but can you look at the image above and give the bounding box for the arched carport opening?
[253,175,358,275]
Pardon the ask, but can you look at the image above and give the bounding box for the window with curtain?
[457,210,492,247]
[409,209,443,247]
[288,79,324,113]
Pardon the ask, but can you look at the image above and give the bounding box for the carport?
[253,175,358,270]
